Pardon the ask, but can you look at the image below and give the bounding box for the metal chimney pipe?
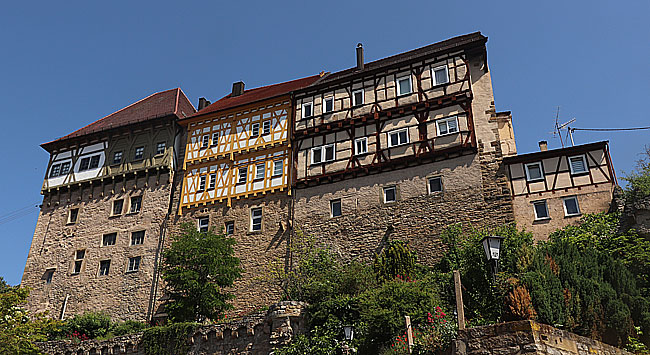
[356,43,364,71]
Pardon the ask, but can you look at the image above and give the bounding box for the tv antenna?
[549,107,576,147]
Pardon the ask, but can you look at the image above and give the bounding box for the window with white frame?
[396,75,412,96]
[201,135,210,148]
[198,217,209,232]
[568,155,588,175]
[273,160,283,176]
[68,208,79,224]
[311,144,336,165]
[198,175,206,191]
[60,162,71,175]
[533,200,549,220]
[211,132,219,146]
[428,176,443,194]
[323,97,334,113]
[302,102,313,118]
[72,249,85,274]
[102,233,116,246]
[525,162,544,181]
[251,123,260,137]
[388,129,409,147]
[432,65,449,86]
[352,89,364,106]
[255,163,265,180]
[262,121,271,135]
[225,221,234,235]
[127,256,141,273]
[383,186,397,203]
[436,116,459,136]
[156,142,166,155]
[250,207,262,232]
[209,173,216,190]
[355,137,368,155]
[131,231,145,245]
[238,167,247,184]
[330,199,342,217]
[563,196,581,216]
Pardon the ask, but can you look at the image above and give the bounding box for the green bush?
[141,322,198,355]
[63,312,111,339]
[111,320,148,336]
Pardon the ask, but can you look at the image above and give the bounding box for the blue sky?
[0,0,648,285]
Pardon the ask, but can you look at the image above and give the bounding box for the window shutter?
[570,157,586,173]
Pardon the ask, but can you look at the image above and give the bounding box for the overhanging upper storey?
[292,32,489,187]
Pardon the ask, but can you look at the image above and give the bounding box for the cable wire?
[572,126,650,132]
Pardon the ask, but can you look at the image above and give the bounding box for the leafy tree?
[161,223,242,322]
[623,145,650,203]
[373,239,417,282]
[0,286,62,354]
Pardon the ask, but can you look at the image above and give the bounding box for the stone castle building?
[21,32,618,322]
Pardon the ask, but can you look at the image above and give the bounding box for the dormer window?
[302,102,313,118]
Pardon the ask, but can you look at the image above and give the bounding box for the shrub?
[111,320,148,336]
[141,322,198,355]
[63,312,111,339]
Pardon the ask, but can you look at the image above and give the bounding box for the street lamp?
[480,235,505,281]
[342,325,355,354]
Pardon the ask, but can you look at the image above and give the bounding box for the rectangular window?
[73,249,85,274]
[355,137,368,155]
[311,146,322,164]
[238,167,247,184]
[68,208,79,224]
[330,199,342,217]
[251,123,260,137]
[525,162,544,181]
[201,135,210,148]
[383,186,397,203]
[262,121,271,135]
[99,260,110,276]
[211,132,219,146]
[198,217,209,232]
[44,269,55,284]
[323,97,334,113]
[156,142,166,155]
[88,155,100,169]
[134,147,144,160]
[131,231,145,245]
[273,160,283,177]
[49,164,61,178]
[352,89,364,106]
[79,157,90,171]
[250,207,262,232]
[302,102,313,118]
[428,176,443,193]
[324,144,335,162]
[311,144,336,165]
[127,256,141,272]
[112,199,123,216]
[397,76,412,96]
[113,151,123,164]
[60,162,71,175]
[129,196,142,213]
[209,173,216,190]
[436,116,459,136]
[563,196,581,217]
[198,175,206,191]
[388,129,409,147]
[432,65,449,86]
[569,155,588,175]
[533,200,550,220]
[102,233,116,246]
[255,163,265,180]
[225,221,234,235]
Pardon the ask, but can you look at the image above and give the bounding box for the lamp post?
[342,325,355,354]
[480,235,505,282]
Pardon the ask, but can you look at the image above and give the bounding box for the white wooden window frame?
[428,176,443,194]
[198,175,206,191]
[352,89,364,106]
[562,196,581,217]
[311,144,336,165]
[250,207,263,232]
[262,120,271,135]
[532,200,550,220]
[208,173,216,190]
[383,185,397,203]
[436,116,459,136]
[127,256,141,273]
[224,221,234,235]
[355,137,368,155]
[197,217,209,232]
[330,199,342,218]
[323,96,334,113]
[131,230,145,245]
[388,128,409,148]
[302,102,313,118]
[238,167,247,184]
[211,132,219,146]
[251,123,260,137]
[525,162,544,182]
[273,160,283,177]
[432,65,449,86]
[201,135,210,148]
[568,155,588,175]
[396,75,412,96]
[255,163,265,180]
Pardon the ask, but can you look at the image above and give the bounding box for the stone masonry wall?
[21,172,173,322]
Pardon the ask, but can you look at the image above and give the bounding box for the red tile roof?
[185,74,322,120]
[42,88,196,152]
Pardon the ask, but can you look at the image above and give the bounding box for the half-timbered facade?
[22,88,195,322]
[504,141,617,240]
[291,32,516,264]
[171,76,320,312]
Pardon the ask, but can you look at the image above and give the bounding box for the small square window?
[273,160,283,177]
[99,260,110,276]
[102,233,116,246]
[60,162,71,175]
[388,129,409,147]
[225,221,234,235]
[302,102,313,118]
[569,155,588,175]
[436,117,459,136]
[397,76,412,96]
[76,250,85,260]
[255,163,265,180]
[198,175,206,191]
[211,132,220,146]
[113,151,123,164]
[383,186,397,203]
[112,199,123,216]
[209,173,216,190]
[129,196,142,213]
[533,200,549,220]
[432,65,449,86]
[250,207,263,232]
[68,208,79,224]
[355,137,368,155]
[525,162,544,181]
[251,123,260,137]
[262,121,271,135]
[127,256,141,273]
[79,157,91,171]
[330,199,342,217]
[352,89,364,106]
[238,167,247,184]
[131,231,145,245]
[563,196,581,217]
[323,97,334,113]
[428,177,443,193]
[44,269,55,284]
[49,164,61,178]
[198,217,209,232]
[201,135,210,148]
[134,147,144,160]
[89,155,100,169]
[156,142,166,155]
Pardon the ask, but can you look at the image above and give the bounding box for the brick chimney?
[538,141,548,152]
[198,97,211,110]
[232,81,245,97]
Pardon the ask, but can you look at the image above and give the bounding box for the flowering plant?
[388,307,457,354]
